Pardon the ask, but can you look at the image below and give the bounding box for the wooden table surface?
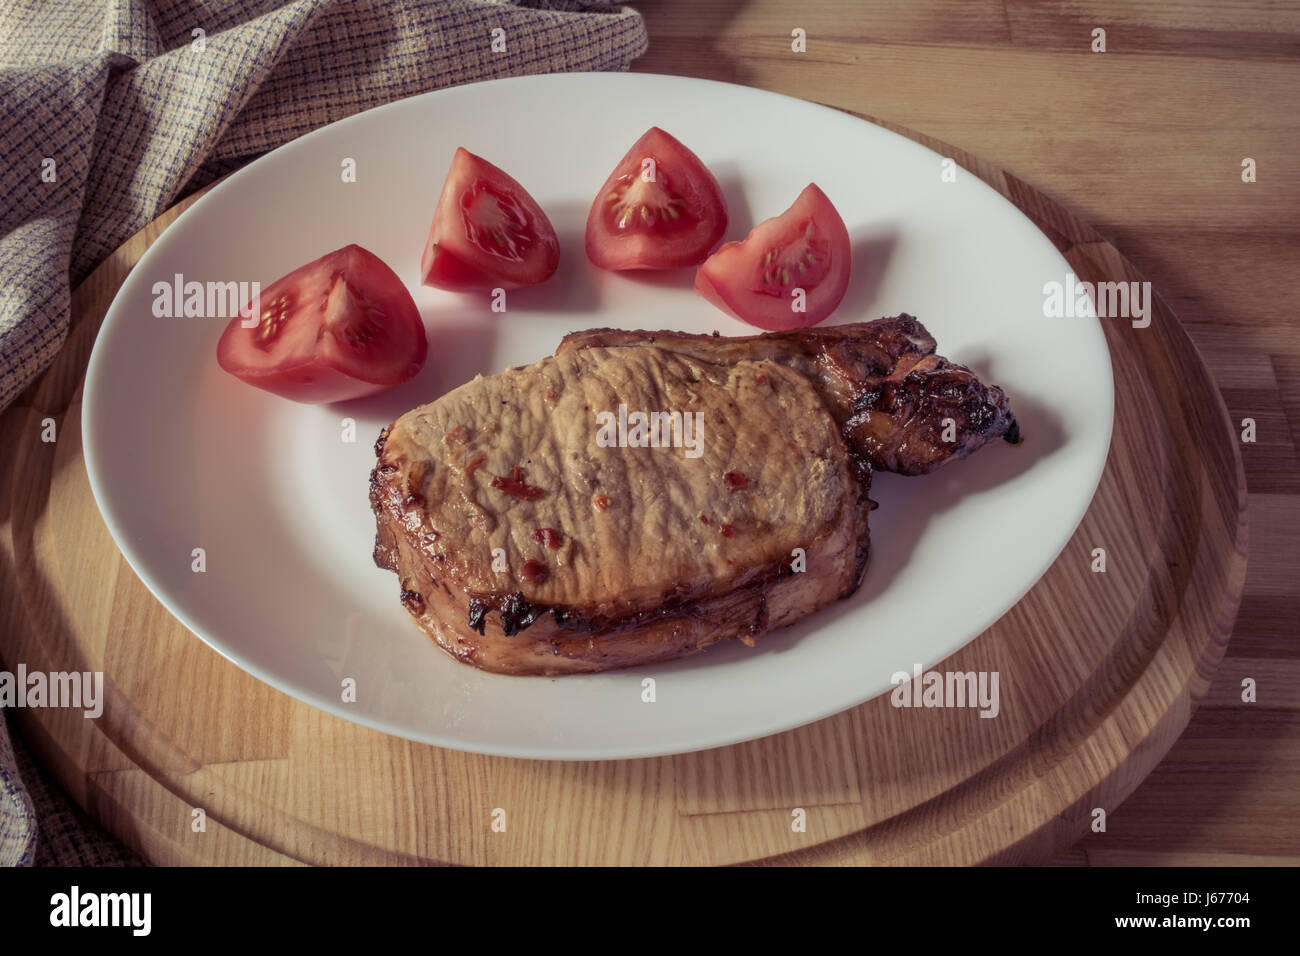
[3,1,1293,868]
[632,0,1300,865]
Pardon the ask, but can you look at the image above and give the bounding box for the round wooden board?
[0,113,1247,866]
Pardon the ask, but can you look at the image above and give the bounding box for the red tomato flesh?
[421,148,559,291]
[694,183,851,330]
[216,244,427,404]
[586,127,727,270]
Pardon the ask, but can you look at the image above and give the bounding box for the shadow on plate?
[837,227,898,321]
[501,198,603,315]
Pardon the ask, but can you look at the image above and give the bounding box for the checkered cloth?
[0,712,36,866]
[0,0,645,866]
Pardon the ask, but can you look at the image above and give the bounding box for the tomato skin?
[421,148,559,291]
[220,361,398,404]
[694,184,851,331]
[585,127,727,271]
[693,264,735,317]
[216,244,427,404]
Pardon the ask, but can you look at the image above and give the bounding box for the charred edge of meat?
[899,361,1015,439]
[374,543,395,571]
[368,465,399,513]
[467,597,490,635]
[460,553,807,641]
[845,440,875,491]
[842,361,1019,467]
[559,314,933,356]
[374,426,391,458]
[921,366,1012,439]
[1003,412,1022,444]
[823,340,917,385]
[466,592,544,637]
[369,453,401,538]
[552,607,595,633]
[373,529,398,571]
[400,588,425,614]
[369,469,398,571]
[837,404,876,603]
[500,593,544,635]
[852,533,872,594]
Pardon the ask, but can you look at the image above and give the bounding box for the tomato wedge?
[421,148,559,291]
[586,127,727,270]
[694,184,851,330]
[216,244,427,404]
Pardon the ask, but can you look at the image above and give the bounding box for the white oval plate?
[83,73,1112,760]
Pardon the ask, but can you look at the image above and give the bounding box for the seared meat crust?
[371,316,1018,674]
[558,315,1020,476]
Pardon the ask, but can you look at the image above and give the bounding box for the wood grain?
[0,98,1251,863]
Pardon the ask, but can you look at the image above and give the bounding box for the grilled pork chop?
[371,315,1019,675]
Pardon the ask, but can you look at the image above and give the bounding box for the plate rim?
[81,71,1115,760]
